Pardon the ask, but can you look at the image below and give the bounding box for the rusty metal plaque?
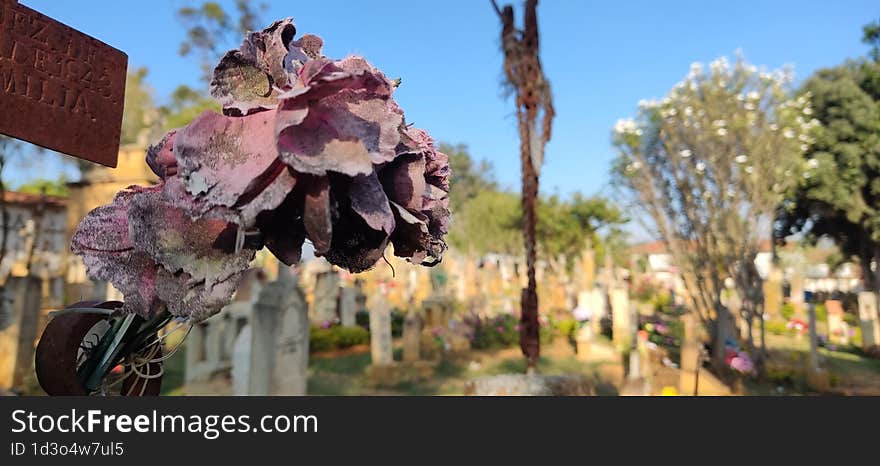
[0,0,127,167]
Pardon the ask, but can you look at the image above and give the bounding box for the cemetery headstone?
[679,313,699,396]
[825,300,849,345]
[312,267,339,325]
[763,267,783,317]
[272,278,309,395]
[610,288,631,350]
[575,325,592,361]
[790,271,805,316]
[402,310,421,362]
[231,324,252,396]
[0,276,41,390]
[369,291,393,366]
[339,286,358,327]
[857,292,880,349]
[248,272,310,396]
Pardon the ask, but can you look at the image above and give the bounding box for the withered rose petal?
[422,184,451,236]
[276,59,401,177]
[126,188,256,289]
[82,252,164,318]
[174,110,295,227]
[293,33,323,60]
[258,191,307,266]
[302,176,333,255]
[71,188,141,255]
[350,172,396,234]
[379,152,426,211]
[211,18,299,115]
[404,127,451,191]
[322,196,389,273]
[155,268,245,322]
[72,188,171,318]
[145,130,177,179]
[389,202,430,265]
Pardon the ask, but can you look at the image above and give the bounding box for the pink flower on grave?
[497,326,505,333]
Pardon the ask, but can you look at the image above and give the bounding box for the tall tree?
[778,29,880,291]
[612,57,815,372]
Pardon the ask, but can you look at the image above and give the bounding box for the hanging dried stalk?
[491,0,555,370]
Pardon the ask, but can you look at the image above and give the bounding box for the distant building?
[0,191,67,308]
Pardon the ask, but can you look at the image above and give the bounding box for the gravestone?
[575,325,592,361]
[0,0,127,167]
[248,272,310,395]
[825,300,849,345]
[0,276,41,390]
[402,310,421,362]
[610,288,631,350]
[679,313,700,396]
[763,266,783,317]
[805,301,829,391]
[312,266,339,325]
[857,292,880,349]
[185,319,227,384]
[339,286,358,327]
[272,278,309,395]
[790,271,805,316]
[247,275,281,393]
[231,324,252,396]
[369,291,394,366]
[186,272,263,385]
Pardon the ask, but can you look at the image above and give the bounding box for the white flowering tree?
[611,56,819,373]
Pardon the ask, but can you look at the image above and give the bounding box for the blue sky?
[10,0,879,199]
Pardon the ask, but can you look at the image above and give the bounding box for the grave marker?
[369,291,393,366]
[857,292,880,349]
[0,0,127,167]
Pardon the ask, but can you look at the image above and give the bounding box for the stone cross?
[0,0,127,167]
[857,292,880,349]
[369,290,393,366]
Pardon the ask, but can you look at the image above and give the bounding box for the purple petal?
[350,171,396,234]
[302,176,333,255]
[173,109,296,227]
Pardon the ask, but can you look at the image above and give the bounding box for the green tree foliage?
[163,1,265,129]
[864,18,880,62]
[121,68,163,146]
[160,85,221,131]
[440,143,498,213]
[177,0,268,84]
[445,144,625,263]
[16,177,69,198]
[778,29,880,290]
